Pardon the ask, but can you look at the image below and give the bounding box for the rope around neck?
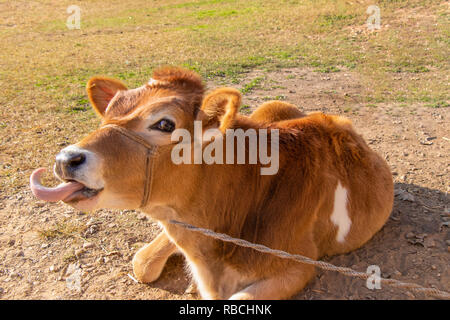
[101,124,158,208]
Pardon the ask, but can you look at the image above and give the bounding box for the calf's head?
[31,67,206,211]
[31,67,244,213]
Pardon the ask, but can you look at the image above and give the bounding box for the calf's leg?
[132,231,177,283]
[228,265,315,300]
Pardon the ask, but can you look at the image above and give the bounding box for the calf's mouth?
[62,181,103,203]
[30,168,103,203]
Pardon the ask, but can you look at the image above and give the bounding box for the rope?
[169,219,450,300]
[101,124,158,152]
[101,124,158,208]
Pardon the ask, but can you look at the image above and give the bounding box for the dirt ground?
[0,68,448,300]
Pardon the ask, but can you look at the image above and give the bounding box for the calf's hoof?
[132,248,167,283]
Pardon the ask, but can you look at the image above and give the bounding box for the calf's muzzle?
[55,147,88,180]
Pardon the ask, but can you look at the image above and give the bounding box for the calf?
[30,67,393,299]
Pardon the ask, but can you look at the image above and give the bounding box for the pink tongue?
[30,168,84,202]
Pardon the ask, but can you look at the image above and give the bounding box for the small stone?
[399,191,415,202]
[137,214,147,221]
[424,238,436,248]
[405,232,415,239]
[49,265,55,272]
[126,237,137,245]
[84,224,99,236]
[431,265,437,270]
[446,240,450,246]
[441,221,450,230]
[393,270,402,277]
[65,265,82,293]
[108,223,117,228]
[41,243,49,249]
[82,242,94,249]
[86,218,98,227]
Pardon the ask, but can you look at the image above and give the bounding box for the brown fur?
[66,67,393,299]
[250,100,305,123]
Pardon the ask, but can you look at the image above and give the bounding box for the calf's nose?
[65,153,86,168]
[55,148,87,177]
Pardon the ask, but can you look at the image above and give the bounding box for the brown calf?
[30,67,393,299]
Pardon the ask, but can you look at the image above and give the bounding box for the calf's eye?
[150,119,175,133]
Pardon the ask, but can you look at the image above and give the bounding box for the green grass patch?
[262,95,287,101]
[239,104,251,114]
[317,14,356,27]
[314,65,341,73]
[425,101,449,108]
[38,220,86,240]
[241,76,264,94]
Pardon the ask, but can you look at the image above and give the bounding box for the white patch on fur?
[229,291,252,300]
[330,181,352,243]
[148,78,168,87]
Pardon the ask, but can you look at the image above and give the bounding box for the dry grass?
[38,218,86,240]
[0,0,448,197]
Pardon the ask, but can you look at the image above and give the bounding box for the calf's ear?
[198,88,241,132]
[86,77,128,117]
